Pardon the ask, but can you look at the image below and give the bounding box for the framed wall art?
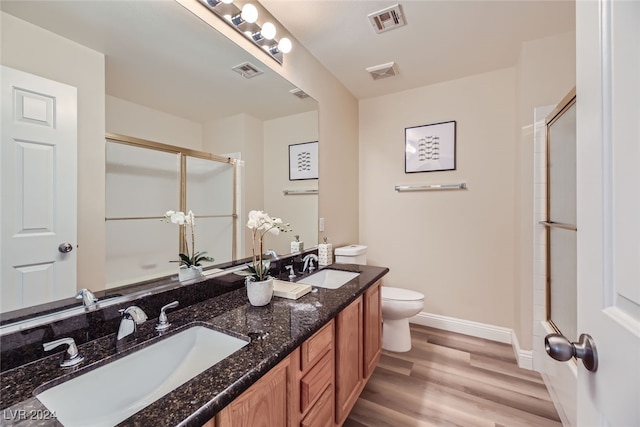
[289,141,318,180]
[405,120,456,173]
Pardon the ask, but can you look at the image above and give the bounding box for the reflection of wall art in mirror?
[405,121,456,173]
[289,141,319,180]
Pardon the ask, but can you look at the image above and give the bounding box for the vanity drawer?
[300,320,333,372]
[300,384,333,427]
[300,349,333,414]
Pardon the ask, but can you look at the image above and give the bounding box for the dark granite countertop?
[0,264,388,427]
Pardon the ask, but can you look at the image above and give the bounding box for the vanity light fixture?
[198,0,292,64]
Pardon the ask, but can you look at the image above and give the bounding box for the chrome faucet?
[43,337,84,368]
[76,288,98,307]
[116,306,147,345]
[302,254,319,273]
[285,265,296,280]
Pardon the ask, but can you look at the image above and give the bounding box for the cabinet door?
[363,281,382,380]
[335,297,363,425]
[217,355,292,427]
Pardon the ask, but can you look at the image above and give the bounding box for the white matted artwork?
[405,121,456,173]
[289,141,318,180]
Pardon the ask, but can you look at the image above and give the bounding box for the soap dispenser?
[290,235,304,253]
[318,237,333,266]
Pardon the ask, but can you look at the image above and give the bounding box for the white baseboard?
[410,311,533,370]
[511,328,534,370]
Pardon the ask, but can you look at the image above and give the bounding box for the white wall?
[264,111,318,255]
[1,12,106,292]
[106,95,203,150]
[360,68,517,328]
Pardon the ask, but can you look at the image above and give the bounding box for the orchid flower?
[164,210,213,268]
[242,210,291,281]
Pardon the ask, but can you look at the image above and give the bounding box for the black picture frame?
[405,120,456,173]
[289,141,318,180]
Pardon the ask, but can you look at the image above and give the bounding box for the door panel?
[1,66,77,313]
[576,1,640,425]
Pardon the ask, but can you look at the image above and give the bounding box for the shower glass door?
[544,91,577,339]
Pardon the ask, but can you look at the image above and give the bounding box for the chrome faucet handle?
[156,301,179,331]
[308,259,316,272]
[43,337,84,368]
[76,288,98,306]
[285,265,296,280]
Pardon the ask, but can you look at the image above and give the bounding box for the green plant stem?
[190,222,195,265]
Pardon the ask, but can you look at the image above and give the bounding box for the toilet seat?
[382,286,424,302]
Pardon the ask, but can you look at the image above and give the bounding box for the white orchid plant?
[164,210,213,268]
[239,210,291,282]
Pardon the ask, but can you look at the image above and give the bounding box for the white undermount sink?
[36,326,248,427]
[296,269,360,289]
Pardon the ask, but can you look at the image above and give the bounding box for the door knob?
[58,243,73,253]
[545,333,598,372]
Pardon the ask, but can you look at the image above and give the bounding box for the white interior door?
[574,1,640,425]
[1,65,77,313]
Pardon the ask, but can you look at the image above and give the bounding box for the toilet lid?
[381,286,424,301]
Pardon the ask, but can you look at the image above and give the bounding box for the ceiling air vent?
[290,88,310,99]
[367,4,406,34]
[366,62,399,80]
[231,62,263,79]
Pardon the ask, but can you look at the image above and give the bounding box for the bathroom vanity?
[0,262,388,426]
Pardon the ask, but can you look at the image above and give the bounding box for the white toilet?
[380,286,424,352]
[334,245,425,352]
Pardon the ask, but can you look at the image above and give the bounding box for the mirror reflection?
[0,0,318,321]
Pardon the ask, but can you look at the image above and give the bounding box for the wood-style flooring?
[344,324,561,427]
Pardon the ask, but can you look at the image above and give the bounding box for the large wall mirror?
[0,1,318,322]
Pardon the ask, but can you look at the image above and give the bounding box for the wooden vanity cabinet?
[209,280,382,427]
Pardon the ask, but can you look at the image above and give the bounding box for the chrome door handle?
[58,243,73,253]
[545,333,598,372]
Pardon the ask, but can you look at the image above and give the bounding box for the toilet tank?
[335,245,367,265]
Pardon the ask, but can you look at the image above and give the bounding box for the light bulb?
[278,37,292,54]
[261,22,276,40]
[241,3,258,24]
[221,0,233,3]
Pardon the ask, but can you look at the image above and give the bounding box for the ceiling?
[2,0,575,119]
[260,0,576,99]
[0,1,317,122]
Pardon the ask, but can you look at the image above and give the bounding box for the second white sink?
[36,325,248,427]
[297,269,360,289]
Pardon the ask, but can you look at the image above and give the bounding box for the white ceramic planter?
[246,278,274,306]
[178,265,203,282]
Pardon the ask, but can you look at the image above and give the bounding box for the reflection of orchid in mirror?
[238,210,291,281]
[163,210,213,267]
